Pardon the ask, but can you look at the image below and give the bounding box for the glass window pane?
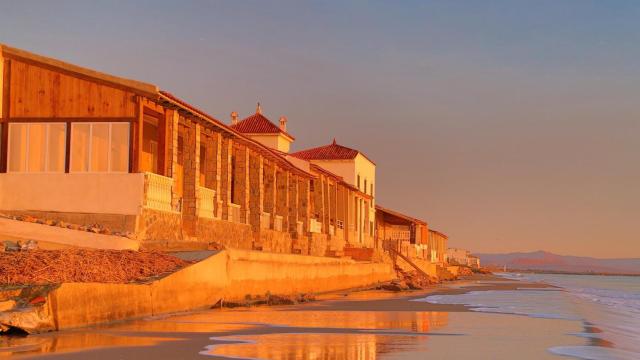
[110,123,129,172]
[91,123,109,172]
[8,124,27,172]
[47,123,66,172]
[27,124,46,172]
[71,123,90,172]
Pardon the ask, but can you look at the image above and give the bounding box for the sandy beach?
[0,274,591,359]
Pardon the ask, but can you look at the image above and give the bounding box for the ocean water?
[416,273,640,360]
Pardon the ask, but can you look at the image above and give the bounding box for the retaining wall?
[40,249,395,331]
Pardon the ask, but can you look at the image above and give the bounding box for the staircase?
[384,243,432,280]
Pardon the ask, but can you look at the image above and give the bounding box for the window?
[371,183,374,197]
[364,179,367,194]
[357,174,361,190]
[70,122,129,173]
[8,123,66,173]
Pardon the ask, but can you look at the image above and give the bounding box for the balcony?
[143,172,174,212]
[228,203,242,223]
[273,215,284,232]
[329,224,335,236]
[260,212,271,230]
[197,186,216,219]
[310,218,322,233]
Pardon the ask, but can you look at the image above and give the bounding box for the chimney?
[230,111,238,125]
[279,116,287,132]
[256,102,262,114]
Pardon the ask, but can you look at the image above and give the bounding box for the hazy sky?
[1,1,638,257]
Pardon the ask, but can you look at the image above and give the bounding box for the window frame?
[69,122,130,174]
[7,122,67,174]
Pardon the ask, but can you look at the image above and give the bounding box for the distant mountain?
[477,251,640,275]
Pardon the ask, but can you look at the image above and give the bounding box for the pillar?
[220,136,232,220]
[288,174,298,234]
[248,152,263,232]
[182,121,200,236]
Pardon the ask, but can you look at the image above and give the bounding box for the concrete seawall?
[33,250,395,332]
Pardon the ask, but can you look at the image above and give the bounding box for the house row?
[0,44,447,263]
[446,248,480,268]
[375,205,448,265]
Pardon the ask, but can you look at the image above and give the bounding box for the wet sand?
[0,274,585,359]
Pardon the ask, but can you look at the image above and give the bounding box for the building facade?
[0,44,379,257]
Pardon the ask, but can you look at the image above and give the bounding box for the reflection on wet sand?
[205,333,424,360]
[199,311,450,360]
[0,331,175,358]
[0,310,450,359]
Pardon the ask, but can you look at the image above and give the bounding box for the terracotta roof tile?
[231,113,295,140]
[291,139,375,164]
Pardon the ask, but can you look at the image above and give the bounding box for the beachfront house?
[428,229,449,265]
[375,205,429,260]
[0,44,377,256]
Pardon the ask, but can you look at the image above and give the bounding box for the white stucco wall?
[0,173,145,215]
[246,134,292,153]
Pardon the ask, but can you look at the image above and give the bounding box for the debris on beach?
[0,249,193,285]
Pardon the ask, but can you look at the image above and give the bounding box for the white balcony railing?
[260,212,271,230]
[310,218,322,233]
[329,224,335,236]
[390,230,411,241]
[143,172,174,212]
[228,203,241,223]
[197,186,216,219]
[274,215,284,232]
[296,221,304,235]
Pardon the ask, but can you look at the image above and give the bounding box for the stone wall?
[258,229,293,253]
[136,208,183,249]
[309,232,328,257]
[196,218,254,250]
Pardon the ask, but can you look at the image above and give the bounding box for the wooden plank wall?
[8,60,136,118]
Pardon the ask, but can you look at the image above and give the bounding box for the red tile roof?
[231,113,295,140]
[291,139,375,164]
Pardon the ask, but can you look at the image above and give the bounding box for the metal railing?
[197,186,216,219]
[143,172,174,212]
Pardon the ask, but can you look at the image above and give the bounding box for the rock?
[3,241,21,252]
[0,300,16,312]
[0,305,55,334]
[20,240,38,251]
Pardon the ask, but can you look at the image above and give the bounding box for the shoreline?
[2,273,586,360]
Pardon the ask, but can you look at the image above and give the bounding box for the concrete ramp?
[0,217,139,250]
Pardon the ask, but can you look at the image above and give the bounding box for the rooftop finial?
[230,111,239,125]
[256,102,262,114]
[332,138,337,145]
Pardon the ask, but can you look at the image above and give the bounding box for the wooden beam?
[1,59,11,173]
[5,117,135,123]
